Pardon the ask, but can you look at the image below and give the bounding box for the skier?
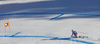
[71,30,81,38]
[71,30,88,38]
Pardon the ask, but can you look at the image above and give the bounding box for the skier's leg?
[77,34,83,38]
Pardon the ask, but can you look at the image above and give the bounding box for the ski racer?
[71,30,81,38]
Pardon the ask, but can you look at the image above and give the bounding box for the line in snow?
[49,13,100,20]
[49,14,64,20]
[11,32,22,37]
[0,35,96,44]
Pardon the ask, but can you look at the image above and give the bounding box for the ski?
[78,36,88,39]
[71,36,88,39]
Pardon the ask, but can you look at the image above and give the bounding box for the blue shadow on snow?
[0,35,96,44]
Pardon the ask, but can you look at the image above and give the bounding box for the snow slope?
[0,0,100,44]
[0,13,100,44]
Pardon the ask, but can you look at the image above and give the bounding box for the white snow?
[0,0,100,44]
[0,14,100,44]
[0,0,53,5]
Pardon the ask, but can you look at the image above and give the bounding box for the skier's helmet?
[72,30,74,32]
